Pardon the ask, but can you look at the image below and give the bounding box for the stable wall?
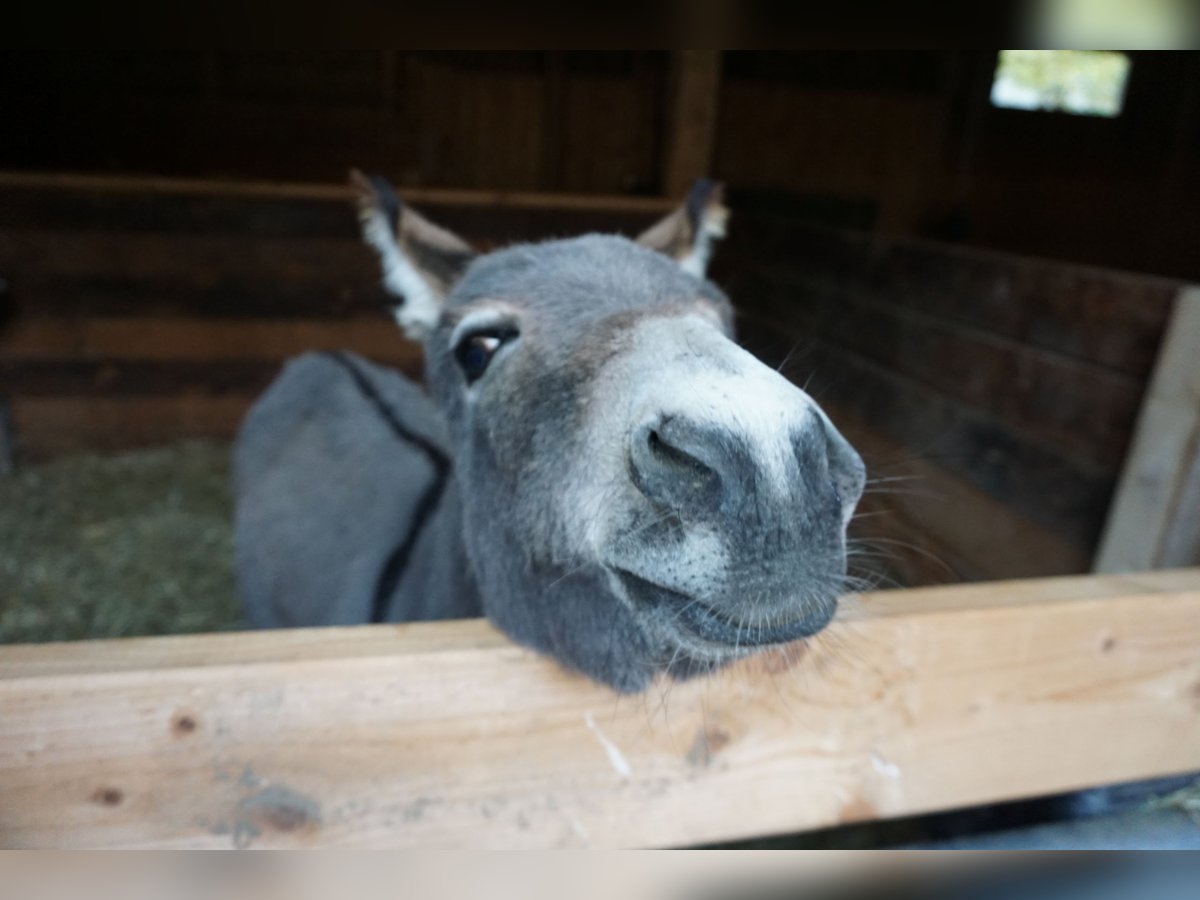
[719,210,1187,584]
[2,51,1198,280]
[0,173,667,456]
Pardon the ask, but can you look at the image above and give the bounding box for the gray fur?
[234,352,478,627]
[236,193,865,693]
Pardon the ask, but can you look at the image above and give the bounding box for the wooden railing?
[2,569,1197,848]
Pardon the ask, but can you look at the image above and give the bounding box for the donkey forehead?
[445,234,729,322]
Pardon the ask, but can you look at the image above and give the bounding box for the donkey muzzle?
[616,402,865,650]
[628,410,865,525]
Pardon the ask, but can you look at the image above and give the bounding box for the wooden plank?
[831,405,1092,583]
[849,482,983,587]
[0,620,503,681]
[0,359,283,398]
[399,56,548,191]
[1,570,1197,848]
[562,67,662,195]
[1096,287,1200,571]
[812,343,1116,552]
[4,278,383,320]
[726,217,1180,378]
[736,317,1114,555]
[662,51,722,198]
[0,185,365,238]
[716,82,945,232]
[0,171,675,214]
[734,266,1145,470]
[1160,450,1200,568]
[0,316,422,365]
[0,318,424,457]
[0,182,667,240]
[0,231,382,316]
[0,193,667,320]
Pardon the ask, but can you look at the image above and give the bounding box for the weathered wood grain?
[0,360,283,398]
[832,406,1092,584]
[1,570,1197,848]
[1096,288,1200,571]
[726,217,1180,378]
[0,321,423,400]
[735,316,1115,557]
[0,317,425,457]
[0,231,386,318]
[726,215,1185,582]
[733,267,1145,471]
[0,171,674,216]
[0,316,421,365]
[0,176,668,323]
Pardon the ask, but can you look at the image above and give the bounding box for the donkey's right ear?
[349,169,477,340]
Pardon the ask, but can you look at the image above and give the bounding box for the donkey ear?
[349,169,477,340]
[636,179,729,278]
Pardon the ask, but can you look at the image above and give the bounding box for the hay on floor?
[0,441,246,643]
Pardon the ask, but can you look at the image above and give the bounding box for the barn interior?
[1,49,1199,849]
[3,50,1198,637]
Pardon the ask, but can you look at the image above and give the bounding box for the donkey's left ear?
[636,179,729,278]
[350,169,477,340]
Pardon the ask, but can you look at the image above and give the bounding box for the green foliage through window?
[991,50,1131,117]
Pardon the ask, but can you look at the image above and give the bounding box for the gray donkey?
[234,172,866,693]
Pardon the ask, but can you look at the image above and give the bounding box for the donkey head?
[351,171,866,693]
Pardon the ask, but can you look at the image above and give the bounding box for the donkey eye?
[454,330,514,383]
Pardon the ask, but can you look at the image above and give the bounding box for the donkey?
[233,172,866,693]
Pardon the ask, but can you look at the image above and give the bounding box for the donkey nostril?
[631,419,724,511]
[645,425,710,478]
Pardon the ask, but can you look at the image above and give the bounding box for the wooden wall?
[0,174,667,458]
[716,52,951,234]
[0,53,668,195]
[3,51,1198,281]
[719,213,1186,584]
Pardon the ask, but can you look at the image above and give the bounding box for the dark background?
[2,51,1198,281]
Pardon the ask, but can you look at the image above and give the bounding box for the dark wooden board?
[723,216,1180,378]
[0,231,384,318]
[0,184,663,243]
[810,342,1115,552]
[1,359,284,398]
[0,315,422,365]
[732,267,1145,470]
[738,314,1114,554]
